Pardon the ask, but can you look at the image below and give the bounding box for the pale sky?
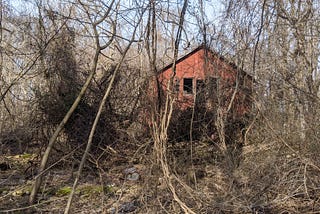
[9,0,35,14]
[9,0,223,19]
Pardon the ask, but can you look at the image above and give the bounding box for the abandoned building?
[155,45,253,140]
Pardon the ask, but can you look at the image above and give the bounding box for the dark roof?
[158,45,253,80]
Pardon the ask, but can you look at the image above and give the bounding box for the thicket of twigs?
[1,0,320,213]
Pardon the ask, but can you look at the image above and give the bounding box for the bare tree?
[63,1,146,212]
[29,0,117,204]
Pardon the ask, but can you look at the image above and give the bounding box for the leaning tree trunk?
[29,0,116,203]
[63,9,142,212]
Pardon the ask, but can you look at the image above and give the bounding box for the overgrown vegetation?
[1,0,320,213]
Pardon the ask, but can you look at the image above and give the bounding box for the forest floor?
[1,138,320,213]
[0,140,151,213]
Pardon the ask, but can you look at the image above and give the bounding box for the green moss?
[20,153,33,159]
[78,185,104,196]
[56,186,72,196]
[55,184,117,197]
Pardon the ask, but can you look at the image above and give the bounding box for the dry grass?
[1,110,320,213]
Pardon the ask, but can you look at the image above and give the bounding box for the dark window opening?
[183,78,193,94]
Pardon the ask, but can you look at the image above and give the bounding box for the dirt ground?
[1,140,320,213]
